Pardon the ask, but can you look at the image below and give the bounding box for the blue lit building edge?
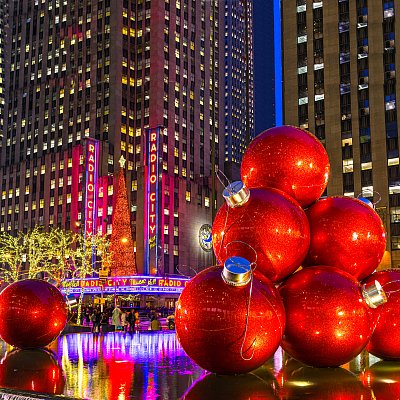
[274,0,283,126]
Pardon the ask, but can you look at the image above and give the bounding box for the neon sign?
[149,130,158,238]
[60,275,189,295]
[145,127,162,275]
[84,138,99,237]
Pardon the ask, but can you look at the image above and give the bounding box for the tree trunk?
[76,288,84,325]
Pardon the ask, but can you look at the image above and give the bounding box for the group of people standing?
[90,309,109,333]
[111,306,140,332]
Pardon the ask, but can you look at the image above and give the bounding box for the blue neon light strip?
[274,0,283,126]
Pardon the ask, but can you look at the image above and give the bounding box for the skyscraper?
[0,0,7,137]
[280,0,398,266]
[223,0,254,170]
[1,0,225,278]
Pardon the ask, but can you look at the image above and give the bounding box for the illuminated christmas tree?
[109,156,137,276]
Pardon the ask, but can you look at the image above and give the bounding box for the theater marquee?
[60,276,189,295]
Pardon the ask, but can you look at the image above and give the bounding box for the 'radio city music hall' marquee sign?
[60,275,189,295]
[145,127,162,275]
[84,138,99,237]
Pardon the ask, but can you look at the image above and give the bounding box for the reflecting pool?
[0,332,399,400]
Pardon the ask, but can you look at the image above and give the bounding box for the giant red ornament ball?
[305,196,386,280]
[175,264,285,375]
[212,185,310,283]
[364,270,400,360]
[279,266,377,367]
[241,125,330,208]
[0,348,65,395]
[0,279,68,349]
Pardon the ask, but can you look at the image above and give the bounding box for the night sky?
[253,2,276,135]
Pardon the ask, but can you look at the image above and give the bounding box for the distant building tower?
[0,0,8,137]
[224,0,255,179]
[0,0,225,279]
[280,0,397,267]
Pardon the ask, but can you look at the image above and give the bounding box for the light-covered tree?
[0,231,25,282]
[46,228,76,285]
[25,226,57,279]
[70,232,112,324]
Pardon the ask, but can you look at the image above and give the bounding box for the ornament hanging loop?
[215,169,232,191]
[357,190,382,209]
[224,240,258,270]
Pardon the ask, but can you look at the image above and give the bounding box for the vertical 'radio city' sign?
[145,127,162,275]
[84,138,99,238]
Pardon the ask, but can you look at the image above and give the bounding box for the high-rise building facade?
[1,0,225,278]
[0,0,8,137]
[280,0,398,266]
[223,0,254,167]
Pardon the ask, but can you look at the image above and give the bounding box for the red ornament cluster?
[176,125,397,375]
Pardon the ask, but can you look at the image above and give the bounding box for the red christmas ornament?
[279,266,386,367]
[212,182,310,283]
[175,258,285,375]
[363,361,400,400]
[363,270,400,360]
[183,371,278,399]
[279,363,371,400]
[0,348,65,395]
[305,196,386,280]
[0,279,68,349]
[241,125,330,208]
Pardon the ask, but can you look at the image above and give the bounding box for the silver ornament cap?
[362,280,387,309]
[223,181,250,208]
[222,256,252,287]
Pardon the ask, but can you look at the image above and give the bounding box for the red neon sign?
[149,130,158,238]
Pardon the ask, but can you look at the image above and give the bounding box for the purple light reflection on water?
[0,334,391,400]
[50,331,206,399]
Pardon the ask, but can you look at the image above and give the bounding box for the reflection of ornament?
[0,279,67,349]
[175,258,285,375]
[212,182,310,283]
[279,266,385,367]
[241,125,330,208]
[363,361,400,400]
[305,196,386,280]
[280,362,370,400]
[364,270,400,360]
[199,224,213,252]
[0,348,65,395]
[183,371,278,399]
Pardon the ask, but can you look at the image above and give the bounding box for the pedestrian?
[100,312,109,332]
[151,314,162,331]
[112,305,122,331]
[134,310,140,330]
[91,310,101,333]
[126,310,133,332]
[121,310,127,331]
